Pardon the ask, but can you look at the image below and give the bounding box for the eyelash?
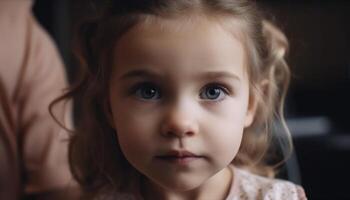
[129,82,231,101]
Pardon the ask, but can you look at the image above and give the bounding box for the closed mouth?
[155,150,204,161]
[156,155,202,159]
[157,150,199,157]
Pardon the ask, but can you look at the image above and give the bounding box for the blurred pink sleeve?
[0,1,76,198]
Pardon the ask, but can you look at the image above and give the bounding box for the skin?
[109,15,257,200]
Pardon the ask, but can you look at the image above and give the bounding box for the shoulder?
[233,167,307,200]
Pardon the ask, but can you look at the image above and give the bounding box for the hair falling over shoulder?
[50,0,292,197]
[234,19,291,178]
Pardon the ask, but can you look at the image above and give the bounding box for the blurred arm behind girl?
[0,1,79,199]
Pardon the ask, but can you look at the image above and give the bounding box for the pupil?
[207,87,219,98]
[143,87,155,97]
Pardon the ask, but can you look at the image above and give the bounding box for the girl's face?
[109,16,256,193]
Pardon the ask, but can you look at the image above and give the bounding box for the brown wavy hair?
[51,0,291,198]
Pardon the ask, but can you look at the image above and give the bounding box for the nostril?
[186,131,195,136]
[162,129,195,138]
[160,120,198,138]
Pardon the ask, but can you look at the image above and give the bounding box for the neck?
[141,166,233,200]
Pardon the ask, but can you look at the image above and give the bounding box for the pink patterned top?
[100,165,307,200]
[225,166,307,200]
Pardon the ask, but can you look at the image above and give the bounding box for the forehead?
[113,15,247,78]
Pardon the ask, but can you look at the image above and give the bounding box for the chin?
[150,175,206,192]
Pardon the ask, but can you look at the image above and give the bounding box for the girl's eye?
[200,84,228,101]
[133,83,161,100]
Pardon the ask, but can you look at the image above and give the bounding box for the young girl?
[57,0,307,199]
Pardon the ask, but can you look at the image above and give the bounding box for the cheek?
[111,103,158,162]
[113,117,156,172]
[204,119,244,157]
[114,116,152,140]
[111,99,162,164]
[204,122,244,167]
[202,99,247,158]
[206,97,249,130]
[114,120,142,155]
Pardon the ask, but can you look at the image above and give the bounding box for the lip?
[159,150,199,157]
[155,150,203,165]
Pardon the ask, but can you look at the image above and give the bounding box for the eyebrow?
[119,69,162,80]
[197,71,241,82]
[119,69,241,82]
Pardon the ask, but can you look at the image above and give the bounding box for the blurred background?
[33,0,350,199]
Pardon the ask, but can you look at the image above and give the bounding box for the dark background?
[33,0,350,199]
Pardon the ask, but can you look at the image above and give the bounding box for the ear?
[244,80,268,127]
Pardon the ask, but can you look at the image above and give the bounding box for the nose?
[160,101,199,138]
